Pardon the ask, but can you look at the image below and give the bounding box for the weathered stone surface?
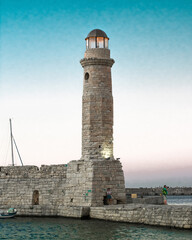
[84,48,110,59]
[0,165,67,207]
[90,204,192,229]
[80,47,114,161]
[64,159,126,207]
[0,159,126,208]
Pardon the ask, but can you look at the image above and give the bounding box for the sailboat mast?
[9,118,14,166]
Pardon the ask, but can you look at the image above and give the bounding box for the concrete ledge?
[127,196,164,205]
[90,204,192,229]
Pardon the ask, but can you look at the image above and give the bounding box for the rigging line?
[12,136,24,166]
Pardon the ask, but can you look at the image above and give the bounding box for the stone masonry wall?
[0,159,126,208]
[64,160,94,207]
[84,48,110,59]
[80,48,115,161]
[90,204,192,229]
[0,165,67,207]
[91,160,126,206]
[62,159,126,207]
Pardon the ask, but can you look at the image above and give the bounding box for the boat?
[0,208,17,219]
[9,119,24,166]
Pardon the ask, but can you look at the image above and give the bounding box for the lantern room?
[85,29,109,49]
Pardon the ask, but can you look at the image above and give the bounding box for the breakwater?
[1,204,191,229]
[90,204,192,229]
[126,187,192,196]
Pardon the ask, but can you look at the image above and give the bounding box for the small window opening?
[77,164,80,172]
[70,198,73,202]
[32,190,39,205]
[84,72,89,83]
[99,145,101,148]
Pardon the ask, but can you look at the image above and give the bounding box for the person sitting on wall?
[106,188,112,205]
[162,185,168,205]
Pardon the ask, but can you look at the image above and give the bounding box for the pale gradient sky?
[0,0,192,187]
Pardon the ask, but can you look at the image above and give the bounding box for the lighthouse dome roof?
[86,29,109,39]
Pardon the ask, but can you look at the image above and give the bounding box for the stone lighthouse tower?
[65,30,126,207]
[80,29,114,161]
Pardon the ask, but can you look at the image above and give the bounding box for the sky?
[0,0,192,187]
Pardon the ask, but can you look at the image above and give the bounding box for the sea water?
[167,195,192,206]
[0,217,191,240]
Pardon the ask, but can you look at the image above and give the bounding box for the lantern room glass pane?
[86,39,89,49]
[105,38,108,48]
[97,37,104,48]
[89,37,96,48]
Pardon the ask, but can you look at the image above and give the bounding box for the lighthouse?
[65,30,126,207]
[80,29,115,161]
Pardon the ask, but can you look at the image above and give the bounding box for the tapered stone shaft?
[80,29,114,161]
